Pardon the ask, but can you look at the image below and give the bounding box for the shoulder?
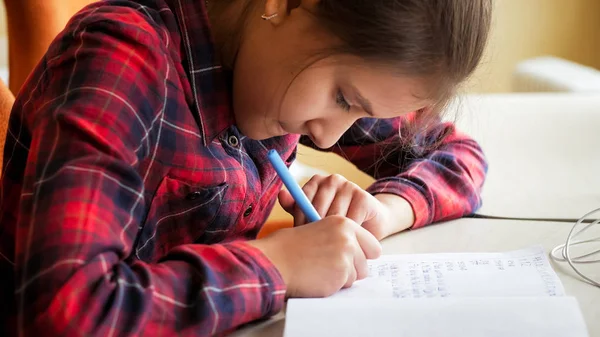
[12,1,183,155]
[46,1,174,59]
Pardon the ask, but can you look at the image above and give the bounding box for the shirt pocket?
[135,176,228,262]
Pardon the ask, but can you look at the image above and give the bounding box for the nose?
[308,116,357,149]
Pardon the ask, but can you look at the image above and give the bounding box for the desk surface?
[232,218,600,337]
[453,93,600,220]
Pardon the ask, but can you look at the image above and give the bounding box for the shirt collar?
[165,0,235,144]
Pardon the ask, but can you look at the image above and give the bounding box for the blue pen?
[267,149,322,223]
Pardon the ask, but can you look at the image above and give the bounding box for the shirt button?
[186,191,202,201]
[243,204,253,217]
[228,135,239,148]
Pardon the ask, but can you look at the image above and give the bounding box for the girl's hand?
[248,215,381,298]
[278,174,415,240]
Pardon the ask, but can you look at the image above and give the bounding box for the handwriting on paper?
[336,246,564,299]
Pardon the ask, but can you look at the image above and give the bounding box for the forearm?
[366,120,487,229]
[368,135,487,229]
[7,152,285,335]
[15,240,284,335]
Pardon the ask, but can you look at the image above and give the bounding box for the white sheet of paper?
[334,245,564,299]
[328,278,393,299]
[284,297,589,337]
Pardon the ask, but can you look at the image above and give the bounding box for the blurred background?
[1,0,599,228]
[468,0,600,92]
[1,0,599,91]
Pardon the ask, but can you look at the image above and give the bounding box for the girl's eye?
[335,90,351,112]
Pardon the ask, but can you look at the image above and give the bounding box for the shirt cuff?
[223,241,286,316]
[367,177,431,229]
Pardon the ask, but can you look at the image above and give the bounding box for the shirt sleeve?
[8,6,284,336]
[301,112,488,229]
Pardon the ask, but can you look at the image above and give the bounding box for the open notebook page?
[330,245,565,299]
[284,297,589,337]
[284,247,587,337]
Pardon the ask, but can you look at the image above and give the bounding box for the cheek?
[233,45,293,124]
[234,66,280,116]
[279,78,332,126]
[233,78,258,114]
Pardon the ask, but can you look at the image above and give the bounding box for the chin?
[310,137,336,149]
[312,141,333,150]
[236,124,272,140]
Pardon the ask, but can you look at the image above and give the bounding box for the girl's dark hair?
[215,1,492,106]
[315,0,492,108]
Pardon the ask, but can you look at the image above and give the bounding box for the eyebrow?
[354,89,374,116]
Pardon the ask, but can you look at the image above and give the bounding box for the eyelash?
[336,90,351,112]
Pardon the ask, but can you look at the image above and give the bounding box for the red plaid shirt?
[0,0,487,335]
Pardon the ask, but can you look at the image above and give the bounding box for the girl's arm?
[2,7,283,336]
[301,112,488,230]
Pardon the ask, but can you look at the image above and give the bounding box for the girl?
[0,0,491,336]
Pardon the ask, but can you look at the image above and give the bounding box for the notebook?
[284,246,589,337]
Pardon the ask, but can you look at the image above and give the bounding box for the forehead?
[328,56,433,118]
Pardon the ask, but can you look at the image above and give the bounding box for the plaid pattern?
[0,0,487,335]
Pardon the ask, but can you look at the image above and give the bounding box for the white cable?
[550,207,600,288]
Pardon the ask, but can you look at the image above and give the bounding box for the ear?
[263,0,320,26]
[262,0,287,25]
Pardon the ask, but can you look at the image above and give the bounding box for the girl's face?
[231,0,430,148]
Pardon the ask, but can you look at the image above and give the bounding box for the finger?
[353,241,369,281]
[302,175,325,200]
[343,255,358,289]
[346,191,371,225]
[279,189,306,227]
[293,205,305,227]
[353,223,382,260]
[294,175,323,226]
[326,184,353,217]
[311,184,338,218]
[346,187,379,226]
[278,189,296,214]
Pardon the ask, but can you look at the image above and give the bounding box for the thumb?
[278,189,296,214]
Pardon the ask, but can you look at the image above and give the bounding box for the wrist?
[374,193,415,237]
[247,233,292,290]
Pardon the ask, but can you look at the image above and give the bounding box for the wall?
[467,0,600,93]
[0,3,6,68]
[0,3,5,36]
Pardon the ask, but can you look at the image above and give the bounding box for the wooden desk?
[453,93,600,220]
[234,218,600,336]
